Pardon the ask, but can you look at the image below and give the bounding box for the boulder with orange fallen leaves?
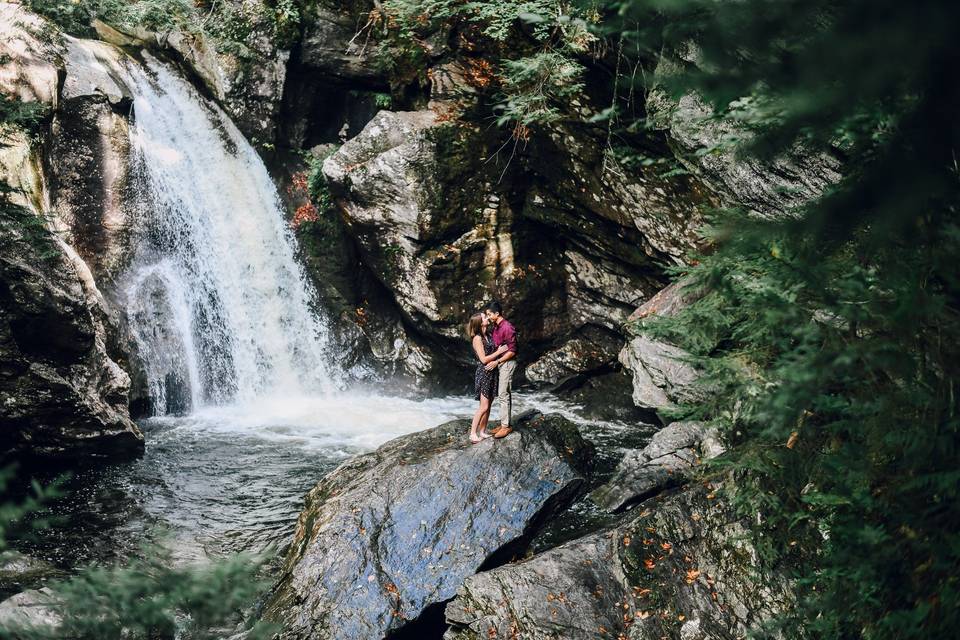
[445,481,792,640]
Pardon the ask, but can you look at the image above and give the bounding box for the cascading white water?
[120,53,334,412]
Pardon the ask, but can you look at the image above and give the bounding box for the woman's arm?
[473,336,506,364]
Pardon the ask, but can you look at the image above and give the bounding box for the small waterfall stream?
[121,54,332,413]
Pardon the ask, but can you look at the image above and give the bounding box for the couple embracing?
[466,301,517,444]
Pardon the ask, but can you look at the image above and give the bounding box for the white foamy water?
[152,393,481,453]
[120,53,333,410]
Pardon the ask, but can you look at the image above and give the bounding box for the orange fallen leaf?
[644,558,656,570]
[786,431,799,449]
[686,569,701,584]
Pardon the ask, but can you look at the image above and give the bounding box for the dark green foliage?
[377,1,596,131]
[602,0,960,637]
[24,0,302,54]
[0,468,65,554]
[24,0,198,37]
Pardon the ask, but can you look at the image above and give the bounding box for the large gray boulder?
[619,280,705,415]
[619,335,701,412]
[0,588,60,634]
[264,413,594,639]
[524,325,623,387]
[591,421,724,512]
[445,483,793,640]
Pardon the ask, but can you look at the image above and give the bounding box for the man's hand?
[485,361,499,371]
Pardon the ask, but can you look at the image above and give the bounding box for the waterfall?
[120,53,334,413]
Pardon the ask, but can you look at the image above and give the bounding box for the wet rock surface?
[445,482,792,640]
[0,218,144,459]
[264,412,594,640]
[50,38,136,282]
[0,552,61,599]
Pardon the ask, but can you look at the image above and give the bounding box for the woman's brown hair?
[466,313,484,339]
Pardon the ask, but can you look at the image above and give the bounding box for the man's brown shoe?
[494,425,513,439]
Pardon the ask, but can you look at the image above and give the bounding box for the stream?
[18,392,651,573]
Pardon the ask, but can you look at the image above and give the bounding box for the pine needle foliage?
[599,0,960,637]
[378,0,595,131]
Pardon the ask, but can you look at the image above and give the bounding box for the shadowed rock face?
[322,107,710,386]
[0,220,143,460]
[591,421,724,513]
[445,483,793,640]
[264,413,594,640]
[0,7,141,459]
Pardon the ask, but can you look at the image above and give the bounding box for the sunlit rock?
[647,44,842,217]
[264,413,594,639]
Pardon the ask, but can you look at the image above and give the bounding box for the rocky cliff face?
[647,44,843,218]
[318,103,710,385]
[0,3,142,459]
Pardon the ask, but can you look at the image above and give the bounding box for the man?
[483,301,517,438]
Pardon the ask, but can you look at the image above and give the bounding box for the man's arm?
[486,348,515,370]
[485,324,517,369]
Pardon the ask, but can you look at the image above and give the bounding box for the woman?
[467,312,507,443]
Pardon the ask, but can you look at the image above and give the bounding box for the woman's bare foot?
[469,431,483,444]
[478,429,493,440]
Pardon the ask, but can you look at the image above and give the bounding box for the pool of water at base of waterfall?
[11,392,654,573]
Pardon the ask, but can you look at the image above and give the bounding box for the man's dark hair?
[484,301,502,315]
